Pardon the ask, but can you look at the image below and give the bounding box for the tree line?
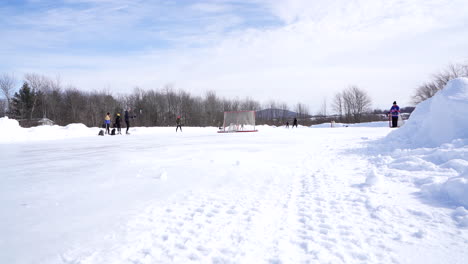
[0,73,320,127]
[7,70,452,127]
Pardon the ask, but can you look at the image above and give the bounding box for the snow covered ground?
[0,123,466,263]
[1,79,468,264]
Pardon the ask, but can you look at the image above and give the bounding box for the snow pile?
[0,117,97,143]
[372,78,468,221]
[311,121,389,128]
[364,168,382,186]
[377,139,468,212]
[421,170,468,207]
[0,117,26,142]
[386,77,468,148]
[452,207,468,227]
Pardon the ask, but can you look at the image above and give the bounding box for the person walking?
[176,116,182,132]
[104,112,111,134]
[285,121,289,128]
[115,113,122,134]
[292,117,298,128]
[389,101,400,128]
[124,108,132,134]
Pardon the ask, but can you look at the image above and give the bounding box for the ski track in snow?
[2,127,467,264]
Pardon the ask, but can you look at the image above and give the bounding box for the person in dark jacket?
[389,101,400,128]
[124,109,132,134]
[115,113,122,134]
[292,117,298,128]
[176,116,182,132]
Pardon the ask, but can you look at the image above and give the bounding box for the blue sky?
[2,0,468,110]
[0,1,278,54]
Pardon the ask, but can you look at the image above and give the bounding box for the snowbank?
[311,121,389,128]
[385,77,468,148]
[373,78,468,216]
[421,171,468,207]
[0,118,259,143]
[0,117,97,143]
[0,117,26,142]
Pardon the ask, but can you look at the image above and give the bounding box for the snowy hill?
[385,77,468,148]
[311,121,389,128]
[371,77,468,224]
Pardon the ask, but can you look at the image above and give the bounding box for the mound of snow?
[453,207,468,227]
[444,174,468,207]
[311,121,389,128]
[422,171,468,209]
[365,168,382,186]
[0,117,98,143]
[0,116,20,129]
[385,77,468,148]
[0,117,26,142]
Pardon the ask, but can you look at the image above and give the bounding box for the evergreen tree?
[10,82,36,119]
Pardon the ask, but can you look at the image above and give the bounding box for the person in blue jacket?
[104,112,111,134]
[389,101,400,128]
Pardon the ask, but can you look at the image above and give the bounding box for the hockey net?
[218,110,258,133]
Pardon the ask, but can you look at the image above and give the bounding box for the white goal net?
[219,111,258,133]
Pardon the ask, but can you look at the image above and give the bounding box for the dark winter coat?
[115,115,121,127]
[124,111,130,122]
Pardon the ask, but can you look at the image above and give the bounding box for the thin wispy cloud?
[1,0,468,110]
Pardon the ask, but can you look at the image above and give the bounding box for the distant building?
[38,118,54,126]
[17,117,55,127]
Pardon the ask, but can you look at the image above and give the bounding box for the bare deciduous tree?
[335,86,372,123]
[332,92,343,121]
[413,63,468,104]
[0,73,17,112]
[24,73,53,119]
[317,97,327,117]
[295,102,310,120]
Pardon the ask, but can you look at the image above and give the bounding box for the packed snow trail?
[1,126,467,263]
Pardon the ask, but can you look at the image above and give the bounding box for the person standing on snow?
[176,116,182,132]
[292,117,298,128]
[104,112,111,134]
[124,108,133,134]
[115,113,122,134]
[389,101,400,128]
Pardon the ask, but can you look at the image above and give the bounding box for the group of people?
[103,111,183,135]
[103,109,133,135]
[285,117,298,128]
[102,101,402,134]
[283,102,401,128]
